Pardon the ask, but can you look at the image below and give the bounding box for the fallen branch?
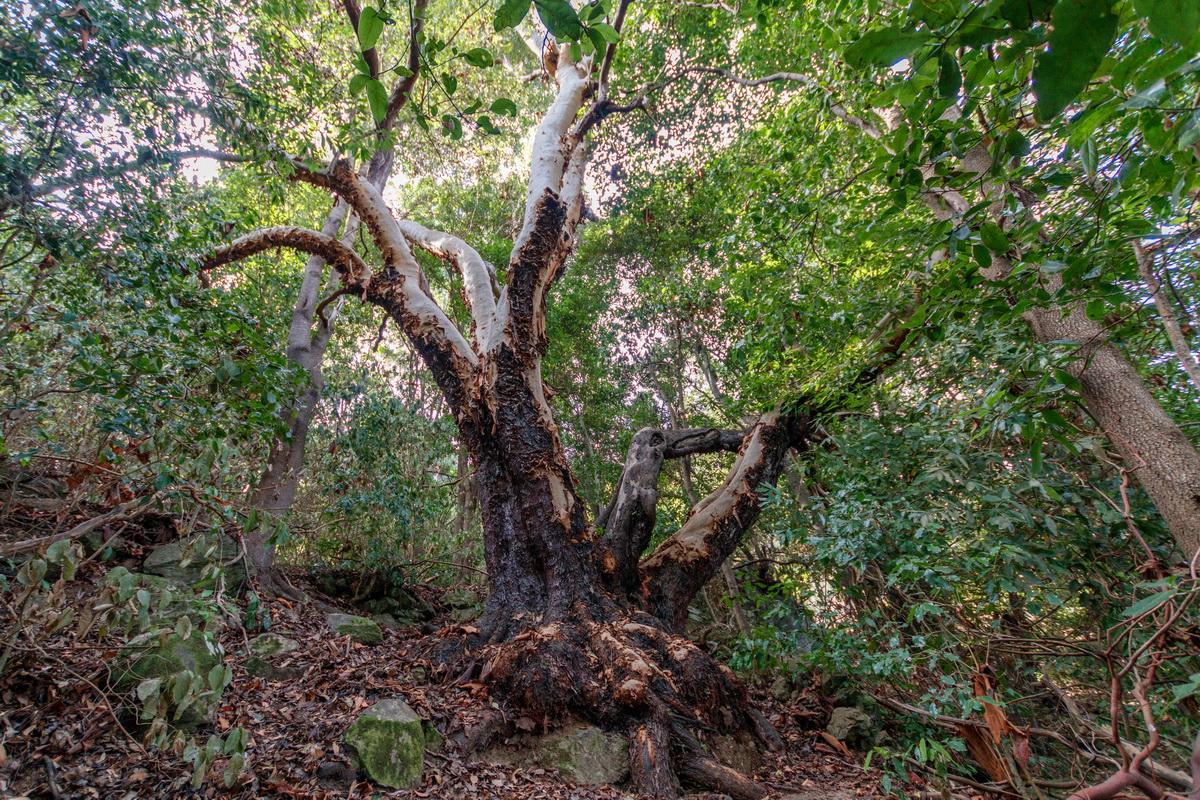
[0,498,155,557]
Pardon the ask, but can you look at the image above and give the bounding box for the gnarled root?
[445,604,775,798]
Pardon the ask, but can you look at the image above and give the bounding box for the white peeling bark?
[397,219,498,348]
[513,45,591,255]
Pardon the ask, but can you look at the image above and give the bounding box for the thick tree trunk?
[1025,295,1200,560]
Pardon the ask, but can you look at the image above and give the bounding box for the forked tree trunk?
[205,42,830,797]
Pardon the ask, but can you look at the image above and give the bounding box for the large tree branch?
[202,225,370,280]
[598,426,747,598]
[637,411,804,630]
[1134,240,1200,392]
[397,219,497,347]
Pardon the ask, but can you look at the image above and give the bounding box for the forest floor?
[0,562,891,800]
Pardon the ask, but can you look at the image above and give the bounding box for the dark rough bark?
[639,412,805,631]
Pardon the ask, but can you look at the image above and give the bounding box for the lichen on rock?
[343,699,425,788]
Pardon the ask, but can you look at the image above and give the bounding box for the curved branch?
[599,426,749,598]
[397,219,497,347]
[638,410,804,631]
[202,226,370,280]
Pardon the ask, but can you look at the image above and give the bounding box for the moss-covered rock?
[343,699,425,788]
[143,534,246,593]
[249,632,299,658]
[827,706,875,748]
[327,613,383,645]
[488,723,629,786]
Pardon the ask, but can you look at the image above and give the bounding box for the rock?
[327,613,383,645]
[707,729,761,775]
[443,587,482,609]
[245,655,304,681]
[343,699,425,789]
[422,721,445,752]
[826,706,874,748]
[770,675,792,703]
[116,629,225,727]
[249,633,299,658]
[372,613,418,630]
[450,606,478,622]
[143,534,246,593]
[488,723,629,786]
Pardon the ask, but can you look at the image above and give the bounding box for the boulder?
[488,723,628,786]
[143,534,246,593]
[117,629,224,727]
[826,706,874,748]
[343,699,425,788]
[769,675,793,703]
[249,632,299,658]
[707,729,762,775]
[327,613,383,645]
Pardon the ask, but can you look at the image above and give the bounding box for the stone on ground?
[343,699,425,788]
[249,632,299,658]
[826,706,874,748]
[326,613,383,644]
[116,629,225,727]
[143,534,246,592]
[487,723,629,786]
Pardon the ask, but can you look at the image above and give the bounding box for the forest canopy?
[2,0,1200,798]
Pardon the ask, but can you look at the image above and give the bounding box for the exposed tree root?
[437,604,775,798]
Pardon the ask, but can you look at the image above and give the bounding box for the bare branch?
[380,0,429,133]
[397,219,497,347]
[638,410,803,630]
[201,225,370,280]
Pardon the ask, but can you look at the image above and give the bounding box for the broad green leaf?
[999,0,1056,29]
[357,5,384,50]
[494,0,530,30]
[490,97,518,116]
[1135,0,1199,45]
[1033,0,1118,122]
[938,52,961,97]
[589,22,620,42]
[464,47,494,67]
[365,78,388,123]
[349,73,369,95]
[980,222,1009,252]
[1122,589,1176,617]
[535,0,583,40]
[442,114,463,139]
[844,27,933,69]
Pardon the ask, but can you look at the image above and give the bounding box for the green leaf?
[980,222,1010,252]
[1033,0,1119,122]
[1135,0,1200,45]
[357,5,385,50]
[844,26,933,69]
[365,78,388,123]
[535,0,583,40]
[1085,298,1106,319]
[588,22,620,42]
[937,52,962,97]
[464,47,494,67]
[973,243,993,268]
[442,114,463,139]
[443,73,458,95]
[349,73,369,96]
[494,0,530,30]
[490,97,518,116]
[1123,589,1176,617]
